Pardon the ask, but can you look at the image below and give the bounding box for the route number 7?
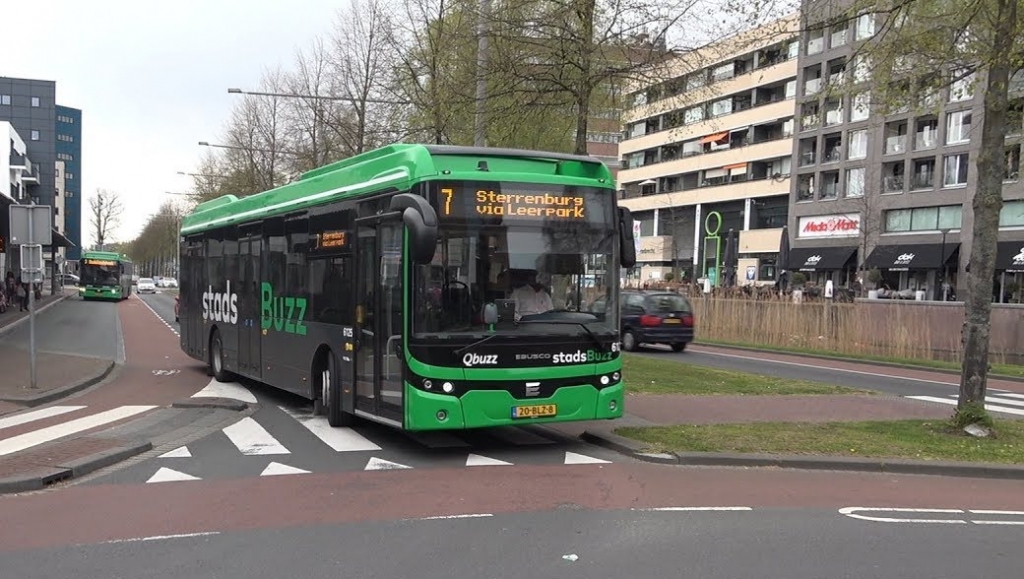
[441,188,454,215]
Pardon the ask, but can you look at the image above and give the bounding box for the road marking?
[152,370,180,376]
[222,417,290,455]
[146,467,201,483]
[839,507,1024,525]
[365,457,412,470]
[0,405,157,456]
[414,513,493,520]
[137,293,180,337]
[260,461,310,476]
[191,379,258,404]
[905,395,1024,417]
[158,446,192,458]
[0,405,86,431]
[279,406,381,452]
[633,506,754,512]
[695,349,964,387]
[565,451,611,465]
[102,532,220,544]
[466,453,512,466]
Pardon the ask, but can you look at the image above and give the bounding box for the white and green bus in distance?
[177,144,637,431]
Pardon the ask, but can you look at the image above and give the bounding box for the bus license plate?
[512,404,557,419]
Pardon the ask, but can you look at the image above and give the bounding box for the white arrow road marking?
[147,467,201,483]
[365,457,413,470]
[222,417,289,455]
[564,451,611,465]
[466,453,512,466]
[633,506,753,512]
[839,507,1024,525]
[158,446,192,458]
[260,462,310,476]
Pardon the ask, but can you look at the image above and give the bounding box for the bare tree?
[89,188,124,250]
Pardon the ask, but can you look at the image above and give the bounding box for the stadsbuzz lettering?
[552,349,614,364]
[202,282,239,324]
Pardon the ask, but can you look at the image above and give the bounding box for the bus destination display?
[84,259,117,266]
[439,186,586,220]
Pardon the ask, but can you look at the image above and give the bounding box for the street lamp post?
[940,228,951,301]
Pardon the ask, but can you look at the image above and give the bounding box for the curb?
[581,429,1024,480]
[0,360,119,407]
[693,341,1024,384]
[171,398,249,412]
[0,440,152,494]
[0,293,70,339]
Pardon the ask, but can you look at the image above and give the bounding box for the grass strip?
[616,420,1024,465]
[623,354,872,396]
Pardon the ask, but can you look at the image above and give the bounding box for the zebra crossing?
[124,402,615,484]
[905,389,1024,417]
[0,404,158,457]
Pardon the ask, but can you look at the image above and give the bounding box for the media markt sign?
[798,214,860,238]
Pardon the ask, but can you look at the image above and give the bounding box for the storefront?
[864,242,960,300]
[995,241,1024,303]
[788,245,858,286]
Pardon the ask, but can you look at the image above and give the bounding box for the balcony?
[885,135,907,155]
[618,130,794,182]
[883,175,904,193]
[618,173,791,213]
[910,173,934,190]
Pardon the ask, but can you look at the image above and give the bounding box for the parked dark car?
[616,290,695,352]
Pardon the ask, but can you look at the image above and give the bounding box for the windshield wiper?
[453,333,501,356]
[516,319,607,352]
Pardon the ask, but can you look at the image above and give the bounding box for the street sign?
[9,204,52,246]
[20,244,44,283]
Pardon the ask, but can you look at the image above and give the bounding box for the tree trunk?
[959,0,1017,409]
[573,0,596,155]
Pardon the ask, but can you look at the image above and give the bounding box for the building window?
[852,55,871,84]
[855,13,876,40]
[846,167,865,197]
[31,97,40,107]
[848,129,868,159]
[886,205,962,232]
[946,110,971,144]
[949,69,975,102]
[1000,200,1024,227]
[1,94,10,105]
[1005,144,1021,181]
[830,21,848,48]
[67,173,74,180]
[849,92,870,122]
[806,29,824,55]
[31,130,40,141]
[943,153,969,187]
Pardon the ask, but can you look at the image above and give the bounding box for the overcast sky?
[2,0,348,247]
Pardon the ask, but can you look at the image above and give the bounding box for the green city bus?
[178,144,637,431]
[79,251,134,300]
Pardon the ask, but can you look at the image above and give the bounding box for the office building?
[791,1,1024,301]
[56,105,82,263]
[616,14,800,286]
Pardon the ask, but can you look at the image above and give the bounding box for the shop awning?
[864,243,960,271]
[789,246,857,271]
[699,132,728,144]
[996,241,1024,272]
[42,228,75,250]
[723,162,747,171]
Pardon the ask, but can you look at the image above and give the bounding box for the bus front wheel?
[315,350,352,427]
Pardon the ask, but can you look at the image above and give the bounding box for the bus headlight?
[612,372,620,381]
[600,375,610,385]
[442,381,454,393]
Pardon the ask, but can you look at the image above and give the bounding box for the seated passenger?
[510,269,553,320]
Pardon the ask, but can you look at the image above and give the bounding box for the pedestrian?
[16,278,27,311]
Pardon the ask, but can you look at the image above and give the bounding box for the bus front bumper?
[404,382,624,430]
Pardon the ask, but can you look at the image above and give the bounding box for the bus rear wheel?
[210,329,234,383]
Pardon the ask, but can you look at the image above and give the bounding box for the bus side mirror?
[390,193,438,265]
[618,207,636,268]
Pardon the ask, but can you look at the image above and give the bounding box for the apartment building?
[617,15,801,286]
[792,1,1024,301]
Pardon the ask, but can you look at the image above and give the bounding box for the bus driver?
[510,269,553,321]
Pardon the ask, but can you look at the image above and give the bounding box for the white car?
[137,278,157,293]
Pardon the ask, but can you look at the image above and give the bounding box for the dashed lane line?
[135,294,179,337]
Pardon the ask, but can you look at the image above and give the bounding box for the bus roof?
[180,144,616,235]
[81,250,131,263]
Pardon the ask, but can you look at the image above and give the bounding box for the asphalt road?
[135,289,178,334]
[3,506,1021,579]
[0,292,122,360]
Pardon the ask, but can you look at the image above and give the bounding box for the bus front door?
[354,215,404,425]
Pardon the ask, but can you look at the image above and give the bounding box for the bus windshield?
[80,261,121,286]
[413,182,619,338]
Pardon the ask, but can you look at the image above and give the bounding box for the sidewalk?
[0,289,117,409]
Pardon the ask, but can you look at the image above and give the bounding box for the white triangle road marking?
[565,451,611,465]
[466,453,512,466]
[260,462,310,476]
[365,457,413,471]
[146,467,201,483]
[158,446,192,458]
[190,379,258,404]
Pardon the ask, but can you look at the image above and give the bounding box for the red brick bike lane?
[0,461,1022,552]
